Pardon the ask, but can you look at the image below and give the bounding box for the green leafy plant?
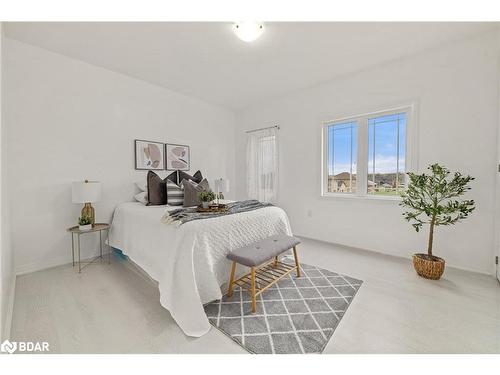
[78,215,92,226]
[400,163,475,260]
[198,190,215,203]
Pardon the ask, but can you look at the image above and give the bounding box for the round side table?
[67,223,111,273]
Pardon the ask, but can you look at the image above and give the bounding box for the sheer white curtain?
[246,127,279,203]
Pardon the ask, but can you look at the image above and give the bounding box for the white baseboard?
[15,249,105,276]
[1,274,16,341]
[296,234,494,277]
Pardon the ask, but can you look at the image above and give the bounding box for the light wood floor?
[10,238,500,353]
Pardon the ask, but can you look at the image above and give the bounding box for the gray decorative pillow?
[166,170,204,185]
[166,180,184,206]
[147,171,167,206]
[165,170,179,184]
[182,178,210,207]
[180,170,203,184]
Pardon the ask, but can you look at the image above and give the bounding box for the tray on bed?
[196,204,228,213]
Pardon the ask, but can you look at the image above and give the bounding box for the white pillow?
[135,181,147,192]
[134,192,148,205]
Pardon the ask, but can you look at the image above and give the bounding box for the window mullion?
[322,126,328,195]
[357,116,368,196]
[396,115,400,193]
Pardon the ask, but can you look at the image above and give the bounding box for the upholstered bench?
[226,234,301,313]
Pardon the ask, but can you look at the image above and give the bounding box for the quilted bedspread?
[108,201,293,337]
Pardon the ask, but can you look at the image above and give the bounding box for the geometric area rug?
[204,260,362,354]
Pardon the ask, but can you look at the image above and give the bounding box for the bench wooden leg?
[250,267,257,313]
[274,256,278,267]
[227,261,237,298]
[293,246,301,277]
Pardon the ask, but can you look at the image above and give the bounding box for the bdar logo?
[1,340,17,354]
[1,340,49,354]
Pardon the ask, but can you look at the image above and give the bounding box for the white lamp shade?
[214,178,230,193]
[72,181,102,203]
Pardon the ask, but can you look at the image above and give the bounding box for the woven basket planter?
[412,253,445,280]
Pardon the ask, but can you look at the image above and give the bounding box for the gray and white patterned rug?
[204,261,362,354]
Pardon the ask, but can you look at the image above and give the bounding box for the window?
[247,127,279,202]
[259,135,277,190]
[367,112,407,195]
[322,107,412,198]
[327,121,358,193]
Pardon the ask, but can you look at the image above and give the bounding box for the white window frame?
[321,104,417,200]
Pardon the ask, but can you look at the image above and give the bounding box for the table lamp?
[214,178,230,204]
[72,180,102,225]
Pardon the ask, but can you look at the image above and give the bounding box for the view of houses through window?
[327,121,358,193]
[325,109,408,197]
[367,112,406,195]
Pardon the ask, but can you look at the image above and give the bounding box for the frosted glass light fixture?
[233,22,264,42]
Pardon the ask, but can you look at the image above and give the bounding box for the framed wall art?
[134,139,165,170]
[165,143,190,171]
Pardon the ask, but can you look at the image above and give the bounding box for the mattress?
[108,201,293,337]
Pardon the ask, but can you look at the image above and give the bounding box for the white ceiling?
[4,22,495,110]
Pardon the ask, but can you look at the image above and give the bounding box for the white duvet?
[107,201,292,337]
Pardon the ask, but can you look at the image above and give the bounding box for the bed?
[107,200,293,337]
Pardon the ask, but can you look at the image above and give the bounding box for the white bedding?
[108,200,293,337]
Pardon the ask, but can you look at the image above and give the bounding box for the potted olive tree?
[400,164,475,280]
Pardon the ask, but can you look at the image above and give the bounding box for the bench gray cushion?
[227,235,300,267]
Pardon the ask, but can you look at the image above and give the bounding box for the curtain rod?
[245,125,280,134]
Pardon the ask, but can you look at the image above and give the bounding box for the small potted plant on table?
[400,164,475,280]
[198,190,216,209]
[78,215,92,231]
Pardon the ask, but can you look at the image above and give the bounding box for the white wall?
[1,23,15,340]
[496,29,500,282]
[4,29,499,278]
[3,38,236,274]
[236,31,499,275]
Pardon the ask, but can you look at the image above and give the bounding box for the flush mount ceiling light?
[233,22,264,42]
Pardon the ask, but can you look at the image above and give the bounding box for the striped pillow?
[166,180,184,206]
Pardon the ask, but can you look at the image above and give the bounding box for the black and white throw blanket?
[162,200,273,225]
